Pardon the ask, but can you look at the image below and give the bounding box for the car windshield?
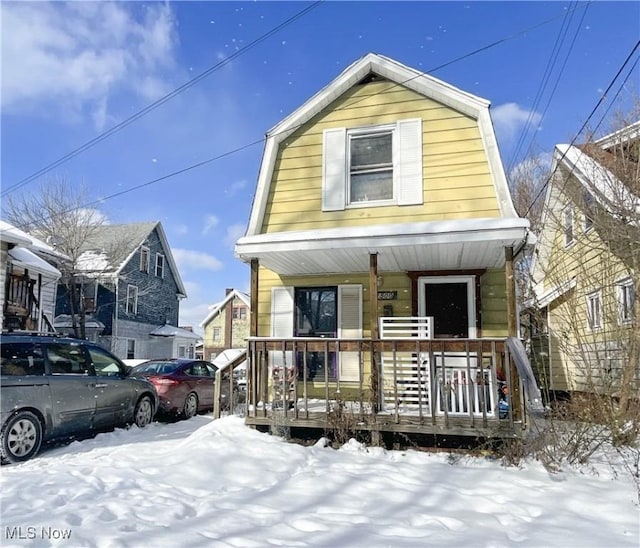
[134,361,180,374]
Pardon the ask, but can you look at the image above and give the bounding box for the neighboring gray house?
[54,221,197,359]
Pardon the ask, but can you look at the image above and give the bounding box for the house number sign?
[377,291,397,300]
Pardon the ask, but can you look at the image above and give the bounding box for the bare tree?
[2,177,107,338]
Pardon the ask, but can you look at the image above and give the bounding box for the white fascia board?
[246,137,279,236]
[536,278,577,308]
[237,217,530,256]
[154,222,187,298]
[0,220,33,246]
[595,120,640,149]
[477,109,518,218]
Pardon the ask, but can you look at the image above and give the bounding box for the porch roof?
[236,217,531,275]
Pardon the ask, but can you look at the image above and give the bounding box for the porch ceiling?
[235,217,531,275]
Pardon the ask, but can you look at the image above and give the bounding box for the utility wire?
[507,1,585,173]
[523,39,640,217]
[1,1,323,198]
[4,3,586,226]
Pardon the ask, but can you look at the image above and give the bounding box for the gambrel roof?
[245,52,518,237]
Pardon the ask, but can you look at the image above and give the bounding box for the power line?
[6,4,587,224]
[507,1,587,174]
[1,1,323,198]
[523,39,640,217]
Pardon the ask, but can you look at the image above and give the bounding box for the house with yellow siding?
[235,53,536,441]
[200,288,250,362]
[530,122,639,400]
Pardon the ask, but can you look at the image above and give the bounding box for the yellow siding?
[261,80,501,234]
[258,267,507,337]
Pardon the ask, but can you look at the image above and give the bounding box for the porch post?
[505,247,517,337]
[505,246,521,418]
[250,259,259,337]
[369,253,380,415]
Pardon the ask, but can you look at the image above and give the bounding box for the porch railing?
[244,336,521,433]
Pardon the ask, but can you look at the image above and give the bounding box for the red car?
[130,359,231,419]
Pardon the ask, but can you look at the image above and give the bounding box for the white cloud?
[202,215,220,235]
[1,2,178,129]
[491,103,542,144]
[224,224,246,248]
[224,179,248,197]
[172,248,223,273]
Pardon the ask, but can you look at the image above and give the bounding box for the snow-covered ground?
[1,415,638,547]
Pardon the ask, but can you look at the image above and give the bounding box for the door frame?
[417,275,477,339]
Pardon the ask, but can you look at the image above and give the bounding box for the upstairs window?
[213,327,221,341]
[563,207,574,247]
[126,285,138,315]
[617,278,635,324]
[155,254,165,278]
[349,130,393,203]
[322,118,423,211]
[586,290,601,330]
[140,246,150,273]
[233,306,247,320]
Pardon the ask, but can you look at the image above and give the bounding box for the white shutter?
[396,118,423,205]
[270,286,294,368]
[322,128,347,211]
[338,284,362,382]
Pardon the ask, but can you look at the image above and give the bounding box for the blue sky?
[2,1,639,333]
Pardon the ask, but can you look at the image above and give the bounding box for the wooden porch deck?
[243,336,527,440]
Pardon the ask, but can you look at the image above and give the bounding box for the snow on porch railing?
[379,316,434,339]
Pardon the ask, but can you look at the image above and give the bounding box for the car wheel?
[1,411,43,464]
[134,396,154,427]
[183,392,198,419]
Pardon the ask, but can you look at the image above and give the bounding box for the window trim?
[126,284,138,315]
[347,124,396,208]
[126,338,136,360]
[140,246,150,273]
[586,289,602,330]
[582,191,595,233]
[155,253,165,278]
[212,326,222,341]
[617,278,635,325]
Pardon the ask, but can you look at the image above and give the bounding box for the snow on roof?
[149,324,202,340]
[555,144,640,218]
[7,246,62,278]
[200,289,251,327]
[212,348,247,371]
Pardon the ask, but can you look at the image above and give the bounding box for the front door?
[419,276,476,338]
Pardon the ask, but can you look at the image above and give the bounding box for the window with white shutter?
[270,286,294,368]
[322,118,423,211]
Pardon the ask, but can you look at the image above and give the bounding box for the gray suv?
[1,332,158,463]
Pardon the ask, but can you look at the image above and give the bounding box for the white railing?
[379,316,433,339]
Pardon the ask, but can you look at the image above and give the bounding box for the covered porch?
[235,217,536,440]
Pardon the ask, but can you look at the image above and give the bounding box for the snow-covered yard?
[1,415,638,547]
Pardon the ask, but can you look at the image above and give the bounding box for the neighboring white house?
[0,220,67,332]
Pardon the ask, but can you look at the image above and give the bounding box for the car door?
[85,345,134,430]
[44,342,97,436]
[184,361,215,409]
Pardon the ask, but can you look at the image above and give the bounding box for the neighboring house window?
[233,307,247,320]
[322,118,423,211]
[126,285,138,315]
[155,254,165,278]
[586,290,602,330]
[617,278,635,324]
[140,246,150,273]
[583,191,594,232]
[178,345,186,358]
[213,327,221,341]
[187,346,194,359]
[563,207,574,247]
[127,339,135,360]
